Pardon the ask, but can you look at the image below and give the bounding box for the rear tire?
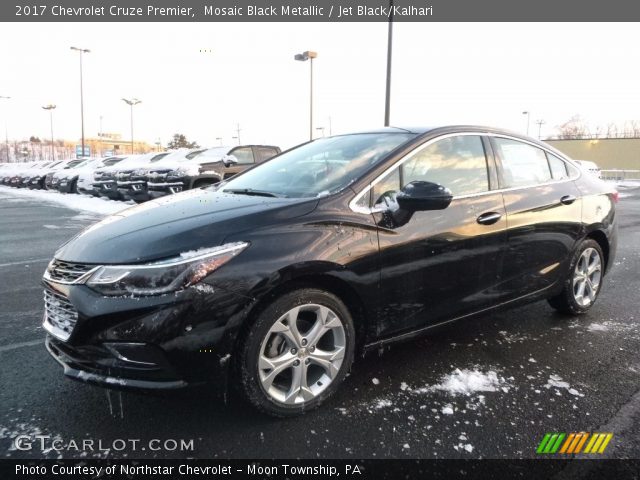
[236,288,355,417]
[548,239,605,315]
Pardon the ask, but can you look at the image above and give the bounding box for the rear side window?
[547,153,569,180]
[372,135,489,205]
[494,138,551,187]
[255,147,279,163]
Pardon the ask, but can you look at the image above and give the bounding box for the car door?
[371,134,508,337]
[490,136,583,298]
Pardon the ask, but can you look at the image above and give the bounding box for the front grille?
[148,172,168,182]
[47,259,95,283]
[43,288,78,341]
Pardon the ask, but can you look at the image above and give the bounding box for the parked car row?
[0,144,281,202]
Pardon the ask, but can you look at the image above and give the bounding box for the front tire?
[548,239,604,315]
[237,288,355,417]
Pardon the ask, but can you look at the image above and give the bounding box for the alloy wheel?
[572,247,602,307]
[258,304,346,405]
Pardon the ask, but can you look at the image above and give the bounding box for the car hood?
[55,188,319,264]
[146,160,200,173]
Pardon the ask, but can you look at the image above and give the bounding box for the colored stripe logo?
[536,433,613,454]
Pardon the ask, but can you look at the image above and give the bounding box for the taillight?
[612,191,619,203]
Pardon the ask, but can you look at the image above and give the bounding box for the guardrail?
[600,169,640,181]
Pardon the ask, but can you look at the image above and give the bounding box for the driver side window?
[372,135,489,206]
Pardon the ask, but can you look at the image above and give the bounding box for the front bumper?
[94,180,122,199]
[46,336,188,390]
[27,177,44,189]
[117,181,150,203]
[42,278,253,392]
[147,176,190,198]
[57,178,75,193]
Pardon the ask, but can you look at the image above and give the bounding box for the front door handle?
[560,195,577,205]
[477,212,502,225]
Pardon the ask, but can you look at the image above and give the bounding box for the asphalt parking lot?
[1,186,639,460]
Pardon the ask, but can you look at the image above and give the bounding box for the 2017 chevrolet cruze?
[43,126,617,416]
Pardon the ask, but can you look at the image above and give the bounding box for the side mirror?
[396,181,452,211]
[223,154,239,167]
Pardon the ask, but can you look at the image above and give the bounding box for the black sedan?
[42,126,617,417]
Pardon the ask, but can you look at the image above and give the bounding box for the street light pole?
[536,119,546,140]
[70,47,90,157]
[522,110,531,136]
[384,0,394,127]
[121,98,141,154]
[294,51,318,141]
[0,95,10,162]
[42,104,57,161]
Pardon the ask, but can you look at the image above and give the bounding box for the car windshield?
[222,133,415,198]
[102,157,124,166]
[65,160,84,168]
[149,153,170,163]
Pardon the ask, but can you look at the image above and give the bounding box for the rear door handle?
[560,195,577,205]
[476,212,502,225]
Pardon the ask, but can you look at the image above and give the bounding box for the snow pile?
[0,186,130,215]
[429,368,509,396]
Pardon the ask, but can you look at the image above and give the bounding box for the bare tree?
[556,115,590,139]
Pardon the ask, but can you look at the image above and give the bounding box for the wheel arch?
[236,272,370,357]
[584,229,610,272]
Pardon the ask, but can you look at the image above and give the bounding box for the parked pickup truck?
[146,144,280,199]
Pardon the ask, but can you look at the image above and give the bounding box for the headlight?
[85,242,248,296]
[133,168,147,176]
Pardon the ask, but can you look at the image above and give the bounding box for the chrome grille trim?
[45,259,98,284]
[43,288,78,341]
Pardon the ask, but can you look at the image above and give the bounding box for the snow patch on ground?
[0,186,130,215]
[497,331,532,344]
[544,374,584,397]
[609,179,640,188]
[351,367,509,416]
[587,323,609,332]
[0,419,64,458]
[454,443,474,453]
[373,398,392,409]
[441,404,454,415]
[427,369,510,396]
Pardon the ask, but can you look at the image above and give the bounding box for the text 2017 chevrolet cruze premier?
[43,126,617,416]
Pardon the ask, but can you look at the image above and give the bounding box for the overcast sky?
[0,22,638,150]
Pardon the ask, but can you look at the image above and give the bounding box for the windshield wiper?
[223,188,282,198]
